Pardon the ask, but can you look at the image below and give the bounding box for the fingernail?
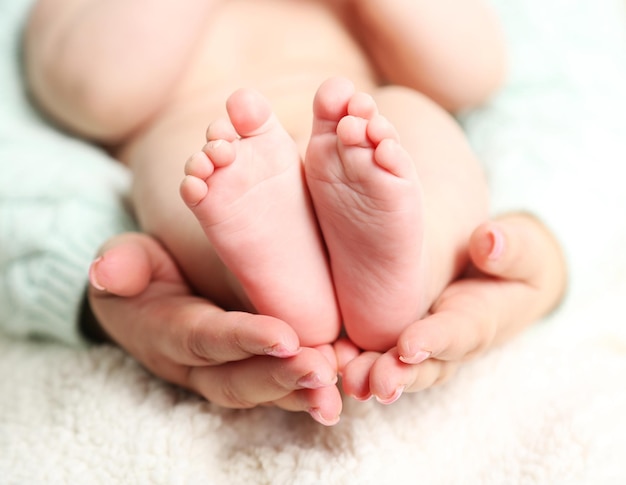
[487,226,505,260]
[399,349,431,365]
[375,386,405,405]
[264,343,299,358]
[88,257,106,291]
[351,392,373,402]
[308,408,340,426]
[297,372,335,389]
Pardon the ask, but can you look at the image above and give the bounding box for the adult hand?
[88,233,342,426]
[340,213,568,403]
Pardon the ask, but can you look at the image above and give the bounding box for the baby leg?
[180,88,340,347]
[306,78,488,351]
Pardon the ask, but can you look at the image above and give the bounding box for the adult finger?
[368,348,460,402]
[146,299,303,366]
[333,338,361,375]
[341,351,381,401]
[396,277,533,364]
[185,348,338,408]
[469,212,567,296]
[93,288,302,368]
[272,386,343,426]
[397,213,568,364]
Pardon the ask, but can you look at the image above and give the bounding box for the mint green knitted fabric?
[0,0,136,344]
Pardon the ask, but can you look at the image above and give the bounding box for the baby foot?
[180,88,340,347]
[305,77,427,352]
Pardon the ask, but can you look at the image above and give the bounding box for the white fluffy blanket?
[2,0,626,483]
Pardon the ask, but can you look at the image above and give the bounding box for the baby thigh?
[372,86,489,302]
[124,112,247,311]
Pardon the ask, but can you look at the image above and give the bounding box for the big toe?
[226,88,275,137]
[312,77,356,123]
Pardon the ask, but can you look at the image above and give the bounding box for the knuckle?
[219,376,257,409]
[466,296,498,358]
[186,367,257,409]
[183,315,221,366]
[432,362,458,387]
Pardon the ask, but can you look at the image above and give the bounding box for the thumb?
[88,232,174,297]
[468,212,567,296]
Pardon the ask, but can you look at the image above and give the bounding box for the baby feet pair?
[180,77,425,352]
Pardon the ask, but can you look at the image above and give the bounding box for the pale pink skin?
[180,87,341,348]
[180,78,429,351]
[305,78,427,351]
[25,0,566,421]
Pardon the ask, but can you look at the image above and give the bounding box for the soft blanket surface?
[2,0,626,483]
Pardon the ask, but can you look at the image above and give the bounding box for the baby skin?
[180,86,341,348]
[182,77,431,352]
